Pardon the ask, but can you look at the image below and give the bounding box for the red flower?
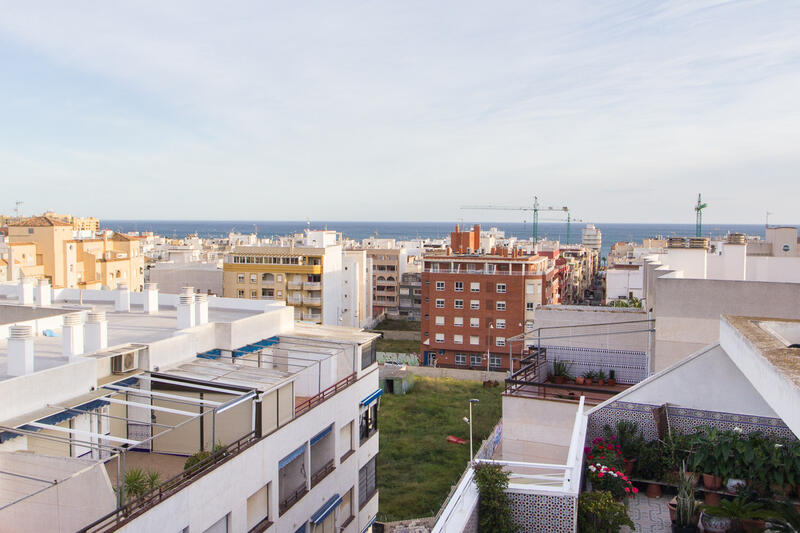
[599,455,605,459]
[587,455,594,460]
[598,473,604,478]
[624,487,630,492]
[632,487,639,494]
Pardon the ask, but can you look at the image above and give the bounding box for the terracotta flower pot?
[608,378,616,386]
[741,518,766,533]
[575,376,585,385]
[623,458,636,477]
[703,473,723,490]
[704,491,721,507]
[668,497,677,522]
[584,378,593,385]
[554,375,566,384]
[597,379,606,386]
[646,483,662,498]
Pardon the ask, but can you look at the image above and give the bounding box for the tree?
[473,462,517,533]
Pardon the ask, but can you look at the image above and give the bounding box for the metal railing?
[310,459,335,488]
[303,296,321,306]
[295,372,357,416]
[80,431,259,533]
[279,483,308,515]
[303,281,321,290]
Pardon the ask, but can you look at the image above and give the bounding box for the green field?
[377,377,503,521]
[376,338,419,354]
[375,319,421,331]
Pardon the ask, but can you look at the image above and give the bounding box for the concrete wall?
[605,268,643,301]
[502,396,576,452]
[148,263,223,295]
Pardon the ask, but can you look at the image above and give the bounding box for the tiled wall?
[507,491,576,533]
[475,421,502,460]
[587,400,795,442]
[544,345,647,384]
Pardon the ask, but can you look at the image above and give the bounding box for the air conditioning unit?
[111,351,137,374]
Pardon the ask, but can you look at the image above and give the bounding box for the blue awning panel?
[361,516,377,533]
[311,493,342,525]
[360,389,383,406]
[197,348,221,359]
[73,398,110,412]
[310,425,332,446]
[278,444,306,469]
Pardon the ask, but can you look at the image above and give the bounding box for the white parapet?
[85,311,108,353]
[144,282,159,314]
[34,280,52,307]
[62,312,85,361]
[8,325,34,376]
[177,293,196,330]
[115,282,130,312]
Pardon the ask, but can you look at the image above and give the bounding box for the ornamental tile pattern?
[507,491,575,533]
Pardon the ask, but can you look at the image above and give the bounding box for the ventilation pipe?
[62,312,85,361]
[18,278,34,305]
[34,279,52,307]
[177,288,196,329]
[115,282,130,312]
[8,325,34,376]
[143,282,159,314]
[195,292,209,325]
[85,311,108,353]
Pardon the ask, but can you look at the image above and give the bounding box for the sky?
[1,1,799,224]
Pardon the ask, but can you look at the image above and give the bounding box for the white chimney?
[177,292,196,329]
[18,279,34,305]
[143,282,159,314]
[85,311,108,353]
[115,282,130,312]
[195,292,209,325]
[62,312,85,361]
[8,325,34,376]
[34,279,52,307]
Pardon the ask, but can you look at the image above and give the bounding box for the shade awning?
[310,493,342,525]
[360,389,383,406]
[310,425,332,446]
[361,516,376,533]
[279,444,306,469]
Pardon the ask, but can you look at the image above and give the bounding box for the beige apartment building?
[4,216,144,290]
[360,239,408,318]
[42,211,101,232]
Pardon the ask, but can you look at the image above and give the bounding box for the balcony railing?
[303,281,321,290]
[295,372,357,416]
[303,296,322,306]
[310,459,335,488]
[423,268,538,276]
[302,312,321,321]
[287,281,303,290]
[287,296,303,304]
[279,483,308,515]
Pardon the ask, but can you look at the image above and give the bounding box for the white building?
[0,281,380,533]
[580,224,602,257]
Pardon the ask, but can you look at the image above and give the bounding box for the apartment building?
[4,216,144,290]
[581,224,602,266]
[397,272,422,320]
[360,239,408,318]
[419,238,554,371]
[0,282,380,533]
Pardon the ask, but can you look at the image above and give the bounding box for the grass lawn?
[375,319,421,331]
[376,338,420,354]
[377,376,503,522]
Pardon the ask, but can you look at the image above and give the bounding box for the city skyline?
[2,1,799,223]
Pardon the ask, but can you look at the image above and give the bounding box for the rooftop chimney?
[8,325,34,376]
[195,292,209,325]
[115,282,130,312]
[85,310,108,353]
[18,279,34,305]
[177,290,196,329]
[62,312,85,361]
[143,282,159,314]
[34,279,52,307]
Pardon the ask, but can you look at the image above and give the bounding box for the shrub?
[473,462,518,533]
[586,463,638,500]
[578,491,634,533]
[585,436,624,470]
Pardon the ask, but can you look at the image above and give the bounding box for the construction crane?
[461,196,572,243]
[694,194,708,237]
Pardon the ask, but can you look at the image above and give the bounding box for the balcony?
[303,296,322,306]
[287,296,303,305]
[303,312,321,322]
[287,281,303,290]
[303,281,321,290]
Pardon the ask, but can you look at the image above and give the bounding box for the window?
[525,321,535,330]
[361,341,377,369]
[237,273,245,283]
[454,317,464,327]
[276,290,283,298]
[262,273,273,282]
[470,354,482,366]
[454,334,463,344]
[237,289,245,297]
[470,282,480,292]
[246,483,271,531]
[338,488,354,530]
[455,353,467,365]
[434,333,445,343]
[495,319,506,329]
[358,456,377,509]
[340,421,354,462]
[454,299,464,309]
[454,281,464,292]
[262,288,274,298]
[435,281,445,291]
[435,299,445,308]
[470,335,480,345]
[526,302,535,311]
[276,274,283,282]
[470,317,480,328]
[435,316,445,326]
[250,274,258,283]
[360,403,379,443]
[250,290,257,298]
[496,301,506,311]
[496,283,506,293]
[490,356,502,368]
[496,337,506,347]
[470,300,480,310]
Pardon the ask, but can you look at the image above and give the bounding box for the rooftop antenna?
[694,194,708,237]
[14,200,23,218]
[766,211,773,229]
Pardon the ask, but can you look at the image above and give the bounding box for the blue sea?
[103,220,773,259]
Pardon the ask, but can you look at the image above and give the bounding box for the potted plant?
[608,369,616,386]
[577,491,635,533]
[575,373,586,385]
[673,468,700,533]
[586,462,638,501]
[596,370,607,386]
[552,359,573,385]
[586,436,625,470]
[605,421,644,477]
[582,371,595,385]
[638,441,665,498]
[701,497,768,533]
[692,427,729,491]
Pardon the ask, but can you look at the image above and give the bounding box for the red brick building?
[419,241,558,371]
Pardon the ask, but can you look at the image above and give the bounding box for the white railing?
[431,467,478,533]
[303,281,321,290]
